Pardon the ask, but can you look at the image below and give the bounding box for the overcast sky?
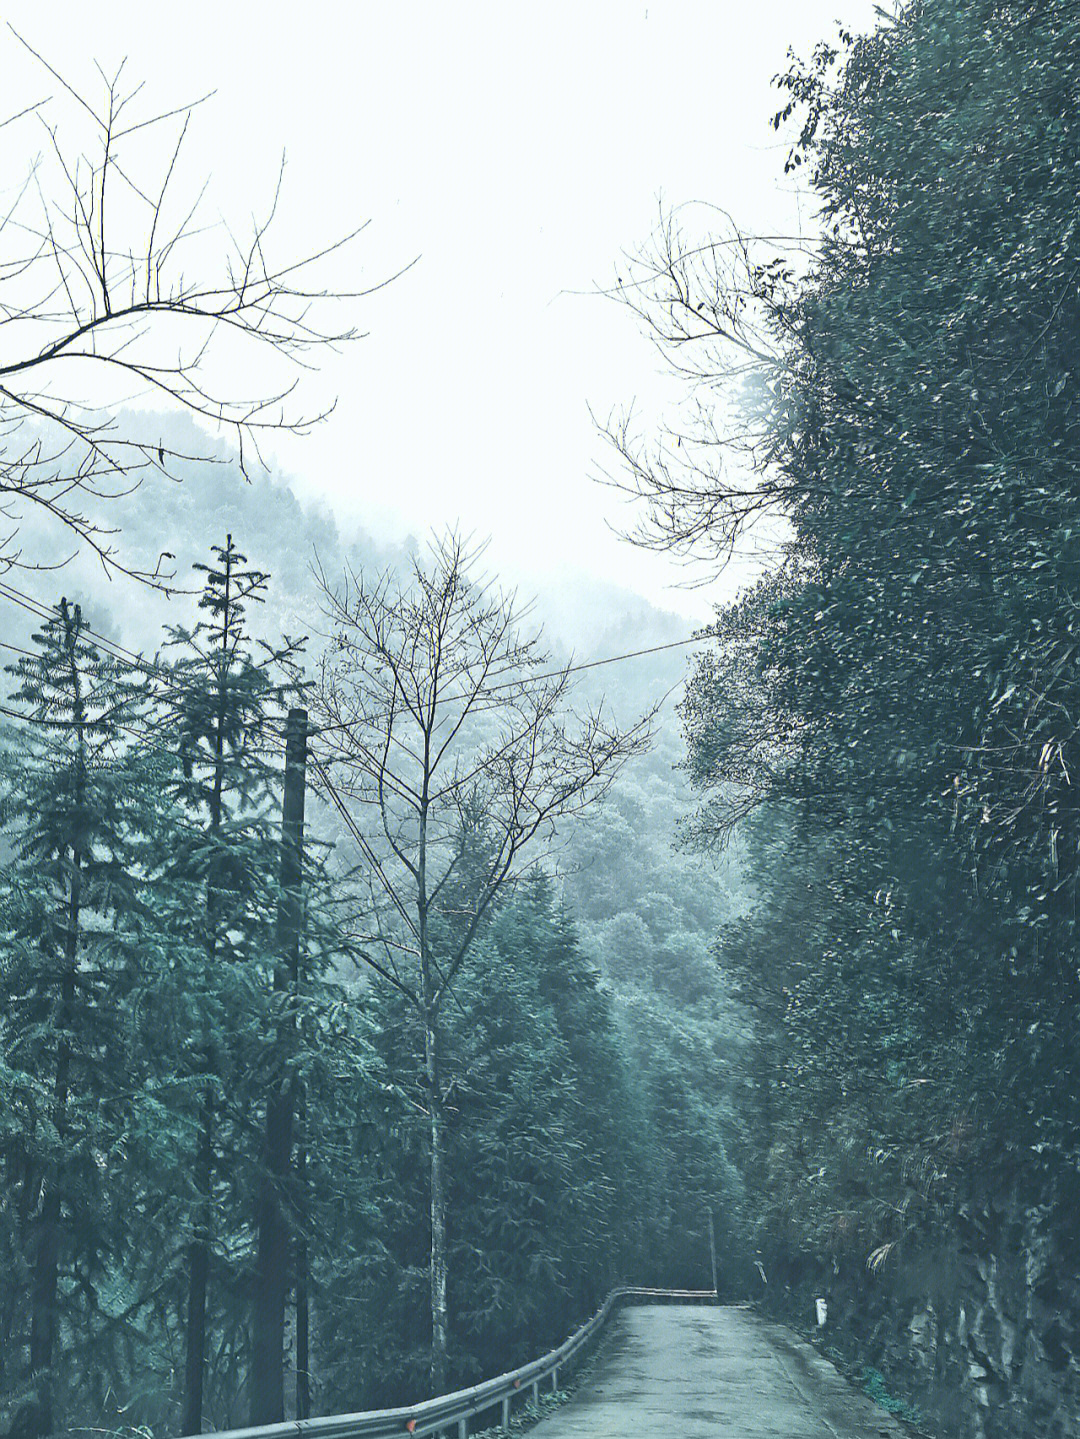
[5,2,882,625]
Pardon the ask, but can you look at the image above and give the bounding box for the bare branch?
[595,203,808,572]
[0,32,393,586]
[309,532,655,1018]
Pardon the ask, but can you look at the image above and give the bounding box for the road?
[530,1304,906,1438]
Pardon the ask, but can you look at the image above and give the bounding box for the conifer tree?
[0,599,164,1437]
[158,537,304,1433]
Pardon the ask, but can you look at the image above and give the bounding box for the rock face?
[759,1179,1080,1438]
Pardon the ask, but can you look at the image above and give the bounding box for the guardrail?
[205,1286,716,1439]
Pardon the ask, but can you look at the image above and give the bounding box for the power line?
[451,630,713,696]
[0,578,231,692]
[302,634,712,740]
[0,578,715,742]
[0,582,298,751]
[0,610,292,766]
[0,579,165,677]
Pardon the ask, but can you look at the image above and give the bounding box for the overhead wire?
[2,580,703,903]
[0,580,307,742]
[0,578,717,742]
[0,580,299,761]
[7,584,696,1013]
[0,580,723,894]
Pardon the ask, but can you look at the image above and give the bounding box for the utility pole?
[285,708,311,1420]
[295,1096,311,1421]
[252,708,307,1424]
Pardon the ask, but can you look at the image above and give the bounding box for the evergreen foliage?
[0,601,171,1436]
[612,1,1080,1429]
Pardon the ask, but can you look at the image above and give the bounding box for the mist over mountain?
[3,412,742,955]
[6,409,700,676]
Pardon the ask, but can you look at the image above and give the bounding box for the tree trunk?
[251,1091,291,1424]
[184,548,233,1435]
[28,935,74,1439]
[424,1011,449,1396]
[182,1096,213,1436]
[28,622,84,1439]
[28,1183,61,1438]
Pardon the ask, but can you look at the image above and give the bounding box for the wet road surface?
[529,1305,905,1438]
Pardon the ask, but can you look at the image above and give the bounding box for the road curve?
[530,1304,906,1438]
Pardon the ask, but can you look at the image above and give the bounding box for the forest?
[0,502,740,1434]
[3,2,1080,1438]
[605,2,1080,1434]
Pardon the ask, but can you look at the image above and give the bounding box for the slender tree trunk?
[252,709,307,1424]
[295,1102,310,1422]
[252,1093,291,1423]
[183,1100,213,1436]
[416,762,450,1396]
[424,1009,449,1395]
[28,611,85,1439]
[184,545,233,1435]
[28,904,76,1439]
[28,1185,62,1438]
[0,1151,18,1384]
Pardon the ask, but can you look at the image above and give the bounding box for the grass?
[468,1385,569,1439]
[468,1334,610,1438]
[861,1366,926,1429]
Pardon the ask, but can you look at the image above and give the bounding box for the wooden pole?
[252,708,307,1424]
[289,709,311,1422]
[296,1089,311,1420]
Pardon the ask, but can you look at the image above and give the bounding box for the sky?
[3,1,883,627]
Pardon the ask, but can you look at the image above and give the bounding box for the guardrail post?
[551,1365,559,1391]
[457,1419,467,1439]
[501,1396,510,1428]
[530,1379,539,1407]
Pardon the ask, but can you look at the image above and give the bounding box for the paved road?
[530,1305,906,1438]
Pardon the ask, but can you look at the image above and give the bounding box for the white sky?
[5,1,882,625]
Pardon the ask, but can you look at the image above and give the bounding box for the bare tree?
[0,31,402,584]
[310,534,653,1395]
[594,206,799,573]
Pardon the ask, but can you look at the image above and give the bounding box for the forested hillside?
[610,2,1080,1435]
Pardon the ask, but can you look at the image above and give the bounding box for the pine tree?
[158,537,304,1432]
[0,599,166,1437]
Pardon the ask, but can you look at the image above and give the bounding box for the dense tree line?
[614,1,1080,1433]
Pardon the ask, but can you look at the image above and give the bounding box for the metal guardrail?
[204,1287,716,1439]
